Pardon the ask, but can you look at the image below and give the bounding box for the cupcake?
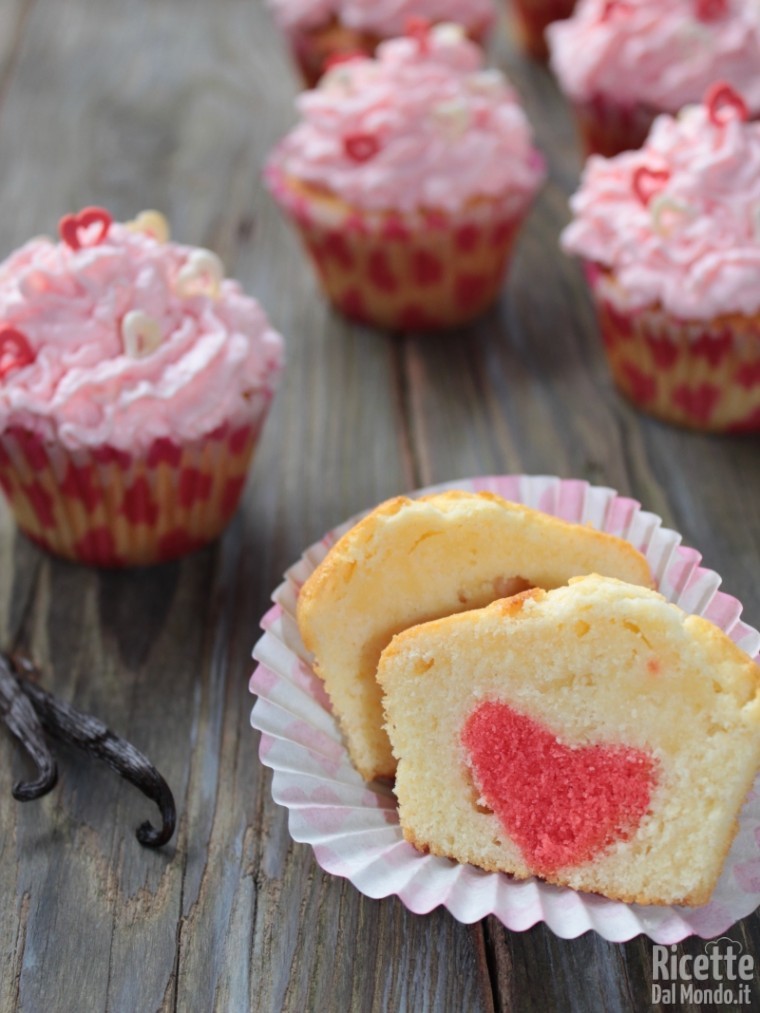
[265,26,545,331]
[0,207,285,566]
[508,0,576,61]
[267,0,496,87]
[379,575,760,906]
[547,0,760,157]
[561,84,760,433]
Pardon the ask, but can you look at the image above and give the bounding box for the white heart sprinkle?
[124,210,170,243]
[467,69,505,95]
[432,99,470,139]
[650,195,693,236]
[121,310,163,359]
[431,22,466,46]
[176,249,224,298]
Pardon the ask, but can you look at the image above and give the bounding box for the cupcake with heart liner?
[265,24,545,331]
[561,83,760,433]
[0,207,284,566]
[266,0,496,87]
[547,0,760,157]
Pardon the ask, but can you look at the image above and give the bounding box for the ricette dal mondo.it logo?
[652,937,754,1005]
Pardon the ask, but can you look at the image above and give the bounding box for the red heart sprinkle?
[695,0,728,21]
[632,166,670,206]
[462,702,656,874]
[705,81,749,126]
[599,1,633,21]
[59,206,113,251]
[0,327,35,380]
[343,133,381,163]
[406,16,431,53]
[324,50,366,71]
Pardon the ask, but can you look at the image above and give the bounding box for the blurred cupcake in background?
[0,208,284,566]
[508,0,576,61]
[561,84,760,433]
[265,24,545,331]
[266,0,496,87]
[548,0,760,157]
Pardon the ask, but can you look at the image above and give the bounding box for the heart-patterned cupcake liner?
[0,393,274,566]
[280,18,493,90]
[510,0,577,61]
[572,95,661,160]
[587,268,760,434]
[250,474,760,942]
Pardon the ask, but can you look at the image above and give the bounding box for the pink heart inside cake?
[462,701,657,874]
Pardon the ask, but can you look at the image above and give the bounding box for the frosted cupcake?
[548,0,760,157]
[508,0,576,61]
[267,0,496,87]
[0,207,285,565]
[265,26,545,331]
[561,85,760,433]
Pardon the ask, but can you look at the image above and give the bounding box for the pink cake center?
[462,701,656,875]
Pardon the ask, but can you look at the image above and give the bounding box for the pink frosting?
[266,30,545,214]
[548,0,760,113]
[0,221,285,452]
[561,100,760,319]
[267,0,495,34]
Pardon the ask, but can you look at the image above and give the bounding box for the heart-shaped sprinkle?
[433,99,470,139]
[0,327,35,380]
[431,22,465,46]
[599,0,633,21]
[406,16,431,54]
[343,133,381,163]
[632,166,670,206]
[462,701,656,874]
[650,195,692,235]
[121,310,163,359]
[59,207,112,251]
[706,81,749,126]
[176,249,224,298]
[124,209,170,243]
[695,0,727,21]
[323,50,366,71]
[467,69,504,95]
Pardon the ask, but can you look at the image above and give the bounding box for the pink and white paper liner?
[250,475,760,942]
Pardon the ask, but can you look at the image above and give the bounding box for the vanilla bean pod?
[10,655,176,848]
[0,655,58,801]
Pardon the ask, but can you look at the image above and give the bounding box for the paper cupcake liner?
[509,0,576,61]
[572,94,659,158]
[250,475,760,942]
[283,19,492,88]
[284,19,382,89]
[587,266,760,433]
[267,167,536,331]
[0,395,273,566]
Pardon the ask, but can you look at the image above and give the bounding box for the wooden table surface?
[0,1,758,1010]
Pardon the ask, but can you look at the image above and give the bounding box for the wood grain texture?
[0,1,757,1011]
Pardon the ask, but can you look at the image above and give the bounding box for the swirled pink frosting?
[0,223,285,452]
[561,102,760,319]
[266,31,545,214]
[548,0,760,113]
[267,0,495,34]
